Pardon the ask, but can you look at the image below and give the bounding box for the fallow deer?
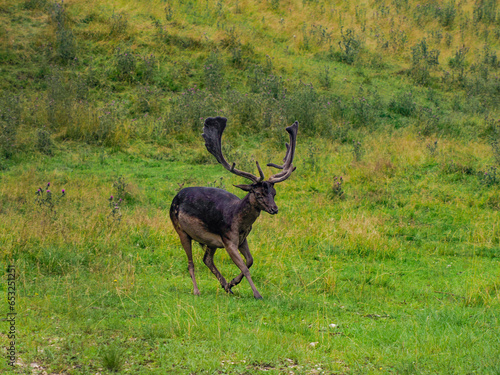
[170,116,298,299]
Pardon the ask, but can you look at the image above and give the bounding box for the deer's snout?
[268,206,279,215]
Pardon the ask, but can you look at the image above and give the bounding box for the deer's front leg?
[228,239,253,289]
[202,245,232,294]
[223,238,262,300]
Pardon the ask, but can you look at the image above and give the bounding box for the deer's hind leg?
[202,245,232,294]
[176,230,200,295]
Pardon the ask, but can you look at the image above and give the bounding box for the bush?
[328,176,345,200]
[349,87,379,127]
[335,28,362,65]
[133,85,160,114]
[204,51,225,92]
[36,128,54,155]
[319,65,331,89]
[46,71,74,130]
[56,28,76,62]
[409,39,440,85]
[490,119,500,165]
[248,65,285,100]
[226,91,262,130]
[137,54,156,83]
[283,83,322,135]
[436,1,457,28]
[114,49,137,81]
[50,1,77,62]
[167,87,218,132]
[473,0,498,25]
[389,91,416,117]
[88,107,120,146]
[109,13,128,36]
[24,0,47,10]
[448,46,469,86]
[0,96,22,158]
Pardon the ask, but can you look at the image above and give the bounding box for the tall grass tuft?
[101,344,125,372]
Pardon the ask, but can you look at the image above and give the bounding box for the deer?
[170,116,298,299]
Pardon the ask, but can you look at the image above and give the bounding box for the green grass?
[0,0,499,373]
[1,134,499,373]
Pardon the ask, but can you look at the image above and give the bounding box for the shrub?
[248,66,285,101]
[46,71,74,130]
[319,65,331,89]
[389,91,416,117]
[304,141,319,172]
[88,107,119,146]
[49,1,66,26]
[335,28,362,65]
[448,46,469,86]
[473,0,498,25]
[352,141,364,161]
[56,27,76,62]
[426,140,438,156]
[35,182,66,216]
[137,54,156,83]
[226,91,262,130]
[110,12,128,36]
[24,0,47,10]
[328,176,345,200]
[50,1,77,62]
[436,1,457,28]
[481,166,499,186]
[418,107,440,136]
[114,49,136,81]
[490,119,500,165]
[164,3,174,21]
[167,87,218,132]
[448,46,469,69]
[330,121,355,143]
[204,51,224,92]
[133,85,160,114]
[36,128,54,155]
[283,82,322,135]
[0,95,22,158]
[349,86,379,127]
[409,39,440,85]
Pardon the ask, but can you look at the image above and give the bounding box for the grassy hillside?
[0,0,499,152]
[0,0,499,374]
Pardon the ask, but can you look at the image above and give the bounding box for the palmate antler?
[202,117,298,184]
[202,117,264,183]
[267,121,298,183]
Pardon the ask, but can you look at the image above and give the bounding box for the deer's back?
[170,187,241,238]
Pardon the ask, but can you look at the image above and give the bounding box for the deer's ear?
[234,184,253,192]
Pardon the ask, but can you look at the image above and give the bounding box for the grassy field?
[1,134,499,374]
[1,0,500,373]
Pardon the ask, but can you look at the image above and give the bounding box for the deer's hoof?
[254,294,263,300]
[223,285,234,294]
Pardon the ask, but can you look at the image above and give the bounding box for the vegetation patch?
[0,0,499,373]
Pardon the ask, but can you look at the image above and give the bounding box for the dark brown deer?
[170,116,298,299]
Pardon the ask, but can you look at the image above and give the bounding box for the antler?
[203,117,264,183]
[267,121,299,184]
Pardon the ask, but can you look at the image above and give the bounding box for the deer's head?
[202,117,298,215]
[235,181,278,214]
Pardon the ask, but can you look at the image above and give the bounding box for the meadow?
[0,0,499,373]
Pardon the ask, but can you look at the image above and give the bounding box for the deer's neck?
[235,193,261,229]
